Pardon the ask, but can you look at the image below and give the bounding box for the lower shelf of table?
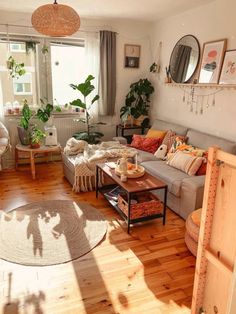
[98,184,164,225]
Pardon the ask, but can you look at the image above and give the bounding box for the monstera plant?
[120,78,154,127]
[70,75,104,144]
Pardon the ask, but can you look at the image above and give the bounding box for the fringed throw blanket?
[64,139,137,192]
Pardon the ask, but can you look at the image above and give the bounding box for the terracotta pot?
[30,142,40,149]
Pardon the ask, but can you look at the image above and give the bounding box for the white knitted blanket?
[64,139,137,192]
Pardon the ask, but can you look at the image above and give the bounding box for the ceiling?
[0,0,214,22]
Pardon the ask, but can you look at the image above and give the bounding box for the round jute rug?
[0,200,107,266]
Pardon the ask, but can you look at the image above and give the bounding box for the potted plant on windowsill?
[69,75,105,144]
[30,126,46,149]
[17,100,32,145]
[120,78,154,128]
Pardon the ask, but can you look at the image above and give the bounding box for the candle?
[135,153,138,170]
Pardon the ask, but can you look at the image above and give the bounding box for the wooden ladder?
[191,147,236,314]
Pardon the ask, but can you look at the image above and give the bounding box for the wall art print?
[198,39,227,84]
[219,50,236,84]
[124,44,141,68]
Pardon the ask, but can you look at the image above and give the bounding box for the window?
[0,37,87,115]
[50,42,86,105]
[13,73,32,95]
[0,41,38,108]
[10,43,26,53]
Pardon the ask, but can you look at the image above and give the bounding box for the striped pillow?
[167,151,204,176]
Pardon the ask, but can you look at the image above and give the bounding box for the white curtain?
[85,32,100,123]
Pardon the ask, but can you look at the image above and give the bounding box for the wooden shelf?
[165,82,236,89]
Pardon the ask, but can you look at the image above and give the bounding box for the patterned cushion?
[167,151,204,176]
[130,134,161,154]
[162,130,187,151]
[146,129,167,139]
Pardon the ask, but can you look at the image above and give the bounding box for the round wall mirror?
[169,35,200,83]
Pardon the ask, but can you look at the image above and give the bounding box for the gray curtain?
[99,31,116,116]
[174,45,192,82]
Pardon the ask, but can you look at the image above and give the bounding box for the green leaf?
[85,75,95,83]
[70,99,86,109]
[91,94,99,105]
[78,82,95,97]
[69,84,78,90]
[46,103,53,113]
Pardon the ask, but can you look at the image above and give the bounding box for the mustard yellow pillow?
[146,129,167,139]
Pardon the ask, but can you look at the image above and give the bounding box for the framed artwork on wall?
[198,39,227,84]
[124,44,141,68]
[219,50,236,84]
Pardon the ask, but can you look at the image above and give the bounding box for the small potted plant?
[30,126,46,149]
[17,99,32,145]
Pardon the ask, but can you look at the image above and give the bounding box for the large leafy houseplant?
[70,75,104,144]
[120,78,154,127]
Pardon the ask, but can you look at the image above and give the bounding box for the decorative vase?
[17,126,30,145]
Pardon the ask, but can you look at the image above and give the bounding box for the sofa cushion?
[130,134,161,153]
[187,129,236,154]
[167,151,204,176]
[146,129,167,139]
[151,119,188,136]
[141,160,189,197]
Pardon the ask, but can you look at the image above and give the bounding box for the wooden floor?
[0,162,195,314]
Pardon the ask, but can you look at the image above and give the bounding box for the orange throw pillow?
[146,129,167,139]
[130,134,161,154]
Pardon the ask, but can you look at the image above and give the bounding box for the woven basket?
[118,192,162,220]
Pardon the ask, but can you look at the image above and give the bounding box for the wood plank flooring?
[0,162,195,314]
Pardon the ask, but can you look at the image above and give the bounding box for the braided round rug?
[0,200,107,266]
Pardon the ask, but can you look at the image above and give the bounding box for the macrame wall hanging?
[181,85,223,115]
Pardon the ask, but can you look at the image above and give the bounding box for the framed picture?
[124,44,141,68]
[198,39,227,84]
[219,50,236,84]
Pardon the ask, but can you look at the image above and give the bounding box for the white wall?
[150,0,236,141]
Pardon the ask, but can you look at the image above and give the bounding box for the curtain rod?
[0,23,99,34]
[0,23,119,35]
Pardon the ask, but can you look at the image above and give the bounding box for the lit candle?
[135,153,138,170]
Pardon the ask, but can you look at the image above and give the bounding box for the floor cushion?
[185,208,202,256]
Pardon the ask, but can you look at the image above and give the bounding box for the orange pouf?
[185,208,202,256]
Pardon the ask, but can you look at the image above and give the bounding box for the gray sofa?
[62,118,236,220]
[137,119,236,219]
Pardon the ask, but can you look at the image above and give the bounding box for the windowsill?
[4,112,82,118]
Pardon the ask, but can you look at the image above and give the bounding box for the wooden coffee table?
[96,163,168,233]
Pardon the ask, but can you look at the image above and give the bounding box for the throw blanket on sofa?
[64,139,137,192]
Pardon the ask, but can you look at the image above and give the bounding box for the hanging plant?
[25,41,37,54]
[7,56,26,79]
[41,44,49,55]
[150,62,158,73]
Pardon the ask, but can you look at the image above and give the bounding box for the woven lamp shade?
[31,1,80,37]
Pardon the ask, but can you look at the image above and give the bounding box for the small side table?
[15,144,62,179]
[116,124,147,144]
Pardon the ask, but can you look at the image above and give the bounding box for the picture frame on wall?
[198,39,227,84]
[124,44,141,68]
[219,50,236,84]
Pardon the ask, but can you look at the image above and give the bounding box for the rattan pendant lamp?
[31,0,80,37]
